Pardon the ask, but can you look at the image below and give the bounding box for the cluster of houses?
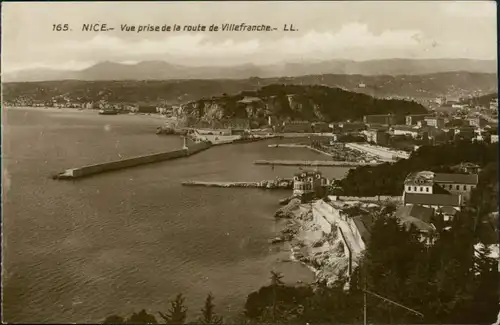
[358,113,499,147]
[294,164,496,277]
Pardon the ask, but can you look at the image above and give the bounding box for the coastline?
[272,200,350,287]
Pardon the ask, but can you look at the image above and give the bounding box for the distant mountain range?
[3,59,497,82]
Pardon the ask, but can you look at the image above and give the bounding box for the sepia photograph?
[1,1,499,324]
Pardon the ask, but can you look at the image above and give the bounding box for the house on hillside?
[395,205,436,245]
[402,171,479,219]
[404,170,478,200]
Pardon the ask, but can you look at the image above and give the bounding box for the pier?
[268,143,334,157]
[182,178,293,189]
[254,160,380,167]
[53,139,211,180]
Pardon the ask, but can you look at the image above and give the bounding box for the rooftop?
[392,125,419,132]
[404,193,462,207]
[404,171,435,186]
[395,204,434,224]
[434,173,478,185]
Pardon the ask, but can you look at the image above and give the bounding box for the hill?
[178,84,428,127]
[3,58,497,82]
[2,72,497,107]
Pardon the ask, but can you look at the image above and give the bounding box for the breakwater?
[254,160,379,167]
[53,141,211,180]
[268,143,334,157]
[182,178,293,189]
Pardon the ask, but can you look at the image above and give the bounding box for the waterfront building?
[406,114,432,126]
[292,170,327,196]
[491,135,499,143]
[282,121,313,133]
[311,122,331,133]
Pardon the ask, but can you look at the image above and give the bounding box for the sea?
[2,107,350,323]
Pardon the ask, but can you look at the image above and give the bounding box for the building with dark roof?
[403,192,462,210]
[433,173,478,200]
[403,171,478,200]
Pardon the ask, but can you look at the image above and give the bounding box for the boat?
[99,109,118,115]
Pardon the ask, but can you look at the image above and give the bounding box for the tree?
[198,293,223,324]
[126,310,157,324]
[159,294,188,324]
[270,271,284,322]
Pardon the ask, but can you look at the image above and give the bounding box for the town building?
[490,98,498,111]
[311,122,331,133]
[390,125,419,138]
[282,121,313,133]
[491,135,499,143]
[452,162,481,175]
[364,128,389,145]
[468,117,488,128]
[454,126,476,142]
[292,170,328,196]
[406,114,432,126]
[363,114,398,126]
[424,116,445,129]
[340,122,366,132]
[403,192,462,211]
[433,173,479,200]
[403,171,478,211]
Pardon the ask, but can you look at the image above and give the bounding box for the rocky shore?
[271,200,350,286]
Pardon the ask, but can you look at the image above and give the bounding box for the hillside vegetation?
[3,72,497,106]
[179,84,427,127]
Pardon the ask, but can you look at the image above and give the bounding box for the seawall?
[53,141,211,179]
[182,178,293,189]
[254,160,379,167]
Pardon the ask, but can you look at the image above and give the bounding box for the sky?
[2,1,497,72]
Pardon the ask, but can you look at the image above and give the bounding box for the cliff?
[177,84,428,127]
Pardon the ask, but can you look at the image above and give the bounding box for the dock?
[254,160,380,167]
[182,178,293,189]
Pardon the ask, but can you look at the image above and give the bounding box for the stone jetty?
[182,178,293,189]
[254,160,379,167]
